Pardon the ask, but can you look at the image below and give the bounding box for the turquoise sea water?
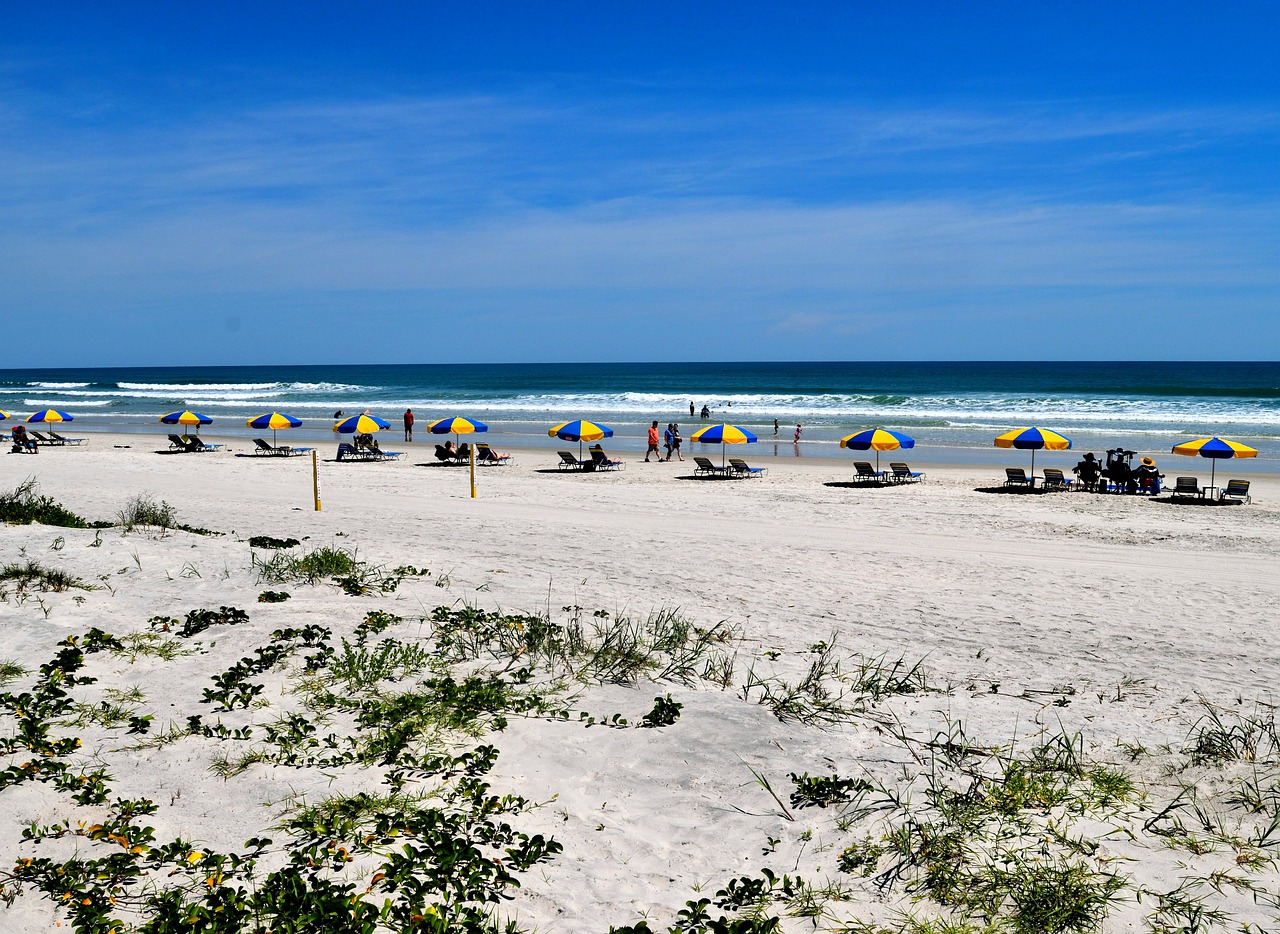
[3,362,1277,463]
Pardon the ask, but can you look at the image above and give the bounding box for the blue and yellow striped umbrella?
[333,414,390,434]
[840,427,916,474]
[549,419,613,442]
[994,427,1071,475]
[160,411,213,434]
[691,422,757,468]
[428,417,488,459]
[0,411,9,421]
[1172,437,1258,487]
[248,412,303,446]
[429,417,488,436]
[28,409,74,424]
[549,419,614,461]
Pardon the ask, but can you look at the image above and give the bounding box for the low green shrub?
[0,478,106,528]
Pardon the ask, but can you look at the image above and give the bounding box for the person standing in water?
[403,408,414,442]
[689,401,695,417]
[794,423,803,443]
[773,419,779,437]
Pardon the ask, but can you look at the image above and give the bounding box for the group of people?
[1072,448,1164,494]
[352,432,383,454]
[646,421,684,462]
[9,424,37,454]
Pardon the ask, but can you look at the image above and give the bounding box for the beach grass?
[3,519,1280,934]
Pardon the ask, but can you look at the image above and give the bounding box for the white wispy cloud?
[1,76,1278,361]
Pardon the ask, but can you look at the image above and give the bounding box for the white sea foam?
[115,381,368,394]
[23,399,114,407]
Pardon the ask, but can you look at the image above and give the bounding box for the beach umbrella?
[691,422,757,468]
[427,416,488,450]
[159,411,213,435]
[0,411,8,421]
[994,427,1071,477]
[549,419,614,463]
[247,411,303,446]
[840,427,916,475]
[332,413,390,434]
[430,416,490,498]
[1171,437,1257,488]
[28,409,74,424]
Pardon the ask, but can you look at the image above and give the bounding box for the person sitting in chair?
[11,424,37,454]
[1072,452,1099,492]
[1133,456,1163,495]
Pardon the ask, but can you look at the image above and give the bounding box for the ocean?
[3,362,1277,464]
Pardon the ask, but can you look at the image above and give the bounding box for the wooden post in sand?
[470,443,477,499]
[312,449,322,511]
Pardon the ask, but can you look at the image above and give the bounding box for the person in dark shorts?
[403,408,414,442]
[646,421,661,462]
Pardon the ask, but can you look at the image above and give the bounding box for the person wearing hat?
[1134,455,1163,495]
[1072,451,1100,492]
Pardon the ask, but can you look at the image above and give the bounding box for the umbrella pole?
[1031,449,1036,481]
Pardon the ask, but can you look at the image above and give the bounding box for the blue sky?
[2,2,1278,364]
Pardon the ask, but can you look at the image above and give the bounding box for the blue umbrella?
[549,419,614,462]
[247,412,303,446]
[839,428,916,474]
[333,414,391,434]
[691,422,758,468]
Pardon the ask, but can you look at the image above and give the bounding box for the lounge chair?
[336,442,403,461]
[252,438,310,457]
[693,455,730,477]
[475,443,512,465]
[852,461,884,483]
[166,434,219,452]
[1218,479,1251,504]
[1172,476,1203,500]
[557,450,587,471]
[48,431,86,446]
[1041,468,1072,491]
[589,445,623,471]
[728,457,767,478]
[1004,467,1034,489]
[889,462,925,484]
[29,431,60,446]
[434,444,463,464]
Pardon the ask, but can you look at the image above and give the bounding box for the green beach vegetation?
[0,532,1277,933]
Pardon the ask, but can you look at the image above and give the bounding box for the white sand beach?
[2,433,1279,932]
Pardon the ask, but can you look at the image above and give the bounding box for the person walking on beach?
[646,421,661,462]
[794,423,803,443]
[403,408,414,442]
[672,423,684,461]
[663,423,674,462]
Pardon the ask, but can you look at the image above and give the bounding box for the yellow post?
[470,441,477,498]
[312,448,322,511]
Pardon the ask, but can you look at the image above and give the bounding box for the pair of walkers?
[645,420,683,462]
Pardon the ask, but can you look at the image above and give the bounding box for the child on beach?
[794,424,802,443]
